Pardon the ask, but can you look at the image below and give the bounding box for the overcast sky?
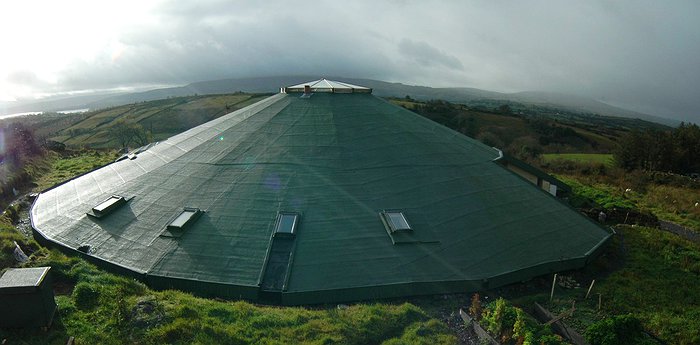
[1,0,699,122]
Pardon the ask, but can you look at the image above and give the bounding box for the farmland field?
[542,153,614,167]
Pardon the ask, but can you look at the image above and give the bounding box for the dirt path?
[658,220,700,243]
[6,193,34,237]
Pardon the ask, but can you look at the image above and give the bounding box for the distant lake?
[0,108,89,120]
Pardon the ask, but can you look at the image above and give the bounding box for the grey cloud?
[398,39,463,70]
[6,70,45,87]
[13,0,699,123]
[57,4,401,90]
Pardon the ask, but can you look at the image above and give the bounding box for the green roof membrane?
[31,85,611,305]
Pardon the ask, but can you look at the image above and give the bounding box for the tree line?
[615,122,700,174]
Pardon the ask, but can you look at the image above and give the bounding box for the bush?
[4,205,19,223]
[480,298,564,345]
[483,298,508,336]
[73,282,101,310]
[538,334,566,345]
[585,314,646,345]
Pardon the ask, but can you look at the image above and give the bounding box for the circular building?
[31,79,611,305]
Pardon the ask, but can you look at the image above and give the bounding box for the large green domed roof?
[31,81,611,305]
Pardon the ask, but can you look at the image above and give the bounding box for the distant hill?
[0,92,124,115]
[1,76,678,126]
[339,79,676,126]
[47,93,270,148]
[508,91,674,126]
[82,76,310,109]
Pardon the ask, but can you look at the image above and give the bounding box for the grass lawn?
[598,225,700,343]
[504,167,700,344]
[32,150,121,192]
[557,176,638,210]
[557,174,700,232]
[506,225,700,344]
[542,153,614,167]
[637,184,700,230]
[0,240,457,344]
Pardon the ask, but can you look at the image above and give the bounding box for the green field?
[50,93,270,148]
[0,240,457,344]
[542,153,614,167]
[390,98,624,155]
[504,224,700,344]
[32,150,121,191]
[556,173,700,232]
[597,225,700,344]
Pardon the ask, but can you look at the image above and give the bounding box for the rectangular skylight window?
[167,208,201,230]
[91,195,126,217]
[382,211,412,232]
[275,213,299,235]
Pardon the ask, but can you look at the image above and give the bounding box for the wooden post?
[585,280,596,299]
[598,293,602,311]
[550,273,557,302]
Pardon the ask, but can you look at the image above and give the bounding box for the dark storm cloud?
[46,0,700,122]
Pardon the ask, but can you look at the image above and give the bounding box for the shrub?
[512,308,527,343]
[585,314,646,345]
[73,282,101,310]
[483,298,507,336]
[469,293,482,320]
[480,298,564,345]
[4,205,19,223]
[538,334,565,345]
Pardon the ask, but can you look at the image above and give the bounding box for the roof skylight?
[381,211,412,232]
[91,195,126,218]
[167,208,201,231]
[274,212,299,235]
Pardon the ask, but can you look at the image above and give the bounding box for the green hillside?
[389,98,636,156]
[21,92,664,154]
[50,93,270,148]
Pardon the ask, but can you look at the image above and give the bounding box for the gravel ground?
[438,310,480,344]
[9,194,34,237]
